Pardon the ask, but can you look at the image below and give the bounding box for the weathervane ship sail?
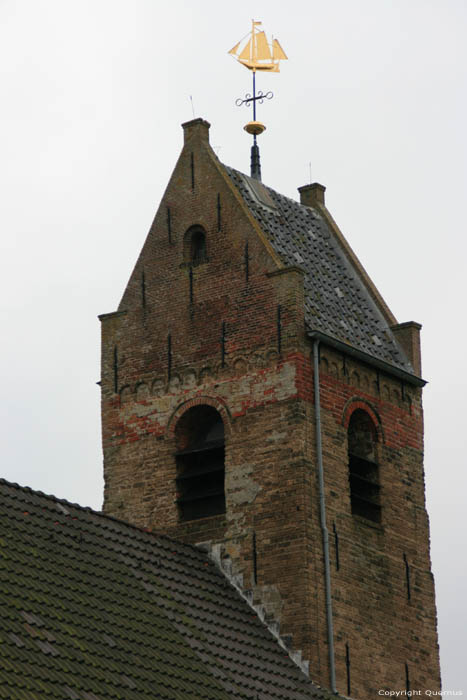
[229,20,287,180]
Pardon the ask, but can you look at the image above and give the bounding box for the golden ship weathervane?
[229,20,287,180]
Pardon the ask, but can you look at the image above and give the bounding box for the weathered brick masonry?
[100,119,440,697]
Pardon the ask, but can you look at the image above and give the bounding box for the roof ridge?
[0,483,339,697]
[314,201,398,327]
[0,476,203,556]
[225,166,414,376]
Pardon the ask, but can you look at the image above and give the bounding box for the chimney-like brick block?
[390,321,422,376]
[298,182,326,207]
[182,117,211,144]
[267,266,306,350]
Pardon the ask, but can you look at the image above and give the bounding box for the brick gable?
[100,118,440,697]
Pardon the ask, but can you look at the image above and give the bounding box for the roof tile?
[0,479,337,699]
[227,167,413,373]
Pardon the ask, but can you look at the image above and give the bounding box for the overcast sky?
[0,0,465,691]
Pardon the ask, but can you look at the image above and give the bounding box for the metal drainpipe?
[313,339,337,694]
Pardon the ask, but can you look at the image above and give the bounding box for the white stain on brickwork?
[226,463,261,506]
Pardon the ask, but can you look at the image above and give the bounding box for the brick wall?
[309,346,440,695]
[100,119,440,697]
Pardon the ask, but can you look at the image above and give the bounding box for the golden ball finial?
[244,121,266,136]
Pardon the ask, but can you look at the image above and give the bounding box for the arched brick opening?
[170,401,229,523]
[166,396,232,439]
[342,398,383,442]
[183,225,207,266]
[346,408,381,523]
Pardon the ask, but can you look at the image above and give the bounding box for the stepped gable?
[0,478,337,700]
[226,166,413,374]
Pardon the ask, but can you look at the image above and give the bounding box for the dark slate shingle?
[0,479,337,699]
[226,167,413,374]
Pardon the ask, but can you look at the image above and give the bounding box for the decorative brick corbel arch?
[341,397,385,444]
[166,395,232,439]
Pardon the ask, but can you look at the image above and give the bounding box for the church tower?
[99,117,440,697]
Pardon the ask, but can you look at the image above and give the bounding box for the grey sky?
[0,0,465,690]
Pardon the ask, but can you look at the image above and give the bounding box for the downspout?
[313,339,337,694]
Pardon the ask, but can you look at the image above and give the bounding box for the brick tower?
[100,118,440,697]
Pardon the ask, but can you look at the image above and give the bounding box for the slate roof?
[0,478,337,700]
[226,167,413,375]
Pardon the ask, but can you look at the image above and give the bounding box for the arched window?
[347,409,381,523]
[183,226,207,266]
[175,405,225,521]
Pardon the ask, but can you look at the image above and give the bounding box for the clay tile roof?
[226,167,413,374]
[0,478,338,699]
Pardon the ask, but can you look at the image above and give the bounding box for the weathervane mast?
[229,20,287,181]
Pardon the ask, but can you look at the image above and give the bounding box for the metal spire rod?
[229,20,287,181]
[235,70,273,180]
